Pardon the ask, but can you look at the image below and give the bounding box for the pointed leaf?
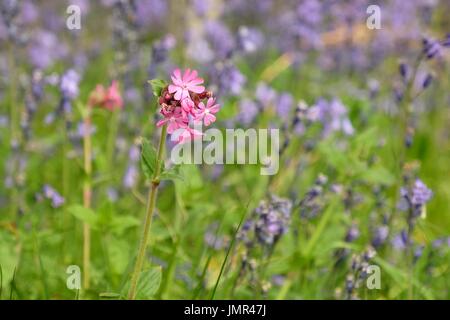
[148,79,167,98]
[68,205,98,228]
[140,138,157,180]
[122,267,162,299]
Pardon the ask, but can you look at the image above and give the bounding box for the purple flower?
[345,224,360,242]
[29,30,67,69]
[123,165,138,189]
[76,122,96,138]
[371,225,389,248]
[241,195,293,246]
[237,99,259,125]
[211,62,246,96]
[42,184,65,208]
[392,230,409,250]
[60,69,80,100]
[238,26,264,54]
[255,82,277,108]
[205,20,235,59]
[411,179,433,207]
[276,92,293,120]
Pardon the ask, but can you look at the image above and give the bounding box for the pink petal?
[204,114,216,126]
[187,77,204,86]
[172,69,181,80]
[188,85,205,94]
[209,104,220,113]
[173,89,183,100]
[171,75,182,86]
[168,84,178,94]
[182,68,191,82]
[157,119,167,127]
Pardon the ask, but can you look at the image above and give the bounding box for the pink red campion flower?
[156,68,220,144]
[157,107,188,134]
[168,68,205,100]
[195,97,220,126]
[88,80,123,111]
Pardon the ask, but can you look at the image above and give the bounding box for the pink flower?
[168,68,205,100]
[103,80,123,111]
[174,127,203,144]
[88,80,123,111]
[157,108,187,134]
[181,98,195,117]
[195,97,220,126]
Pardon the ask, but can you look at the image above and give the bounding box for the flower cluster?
[88,80,123,111]
[37,184,64,208]
[240,195,293,247]
[157,68,220,144]
[400,179,433,218]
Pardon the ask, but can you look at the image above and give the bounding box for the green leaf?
[110,216,141,235]
[122,267,162,299]
[148,79,167,97]
[160,165,183,181]
[141,138,157,180]
[68,205,98,228]
[360,166,395,186]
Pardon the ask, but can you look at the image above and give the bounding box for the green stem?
[106,109,120,178]
[83,110,93,290]
[127,124,167,300]
[8,40,19,218]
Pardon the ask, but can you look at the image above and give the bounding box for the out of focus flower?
[42,184,65,208]
[392,230,409,250]
[88,81,123,111]
[276,92,294,120]
[29,30,68,69]
[306,98,354,137]
[237,99,259,125]
[210,62,246,96]
[256,82,277,108]
[371,225,389,248]
[240,195,293,246]
[60,69,80,100]
[400,179,433,218]
[238,26,264,53]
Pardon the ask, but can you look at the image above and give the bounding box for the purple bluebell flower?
[276,92,293,120]
[29,30,68,69]
[237,99,259,125]
[345,224,360,242]
[411,179,433,207]
[400,179,433,218]
[75,122,96,138]
[238,26,264,54]
[392,230,409,250]
[205,20,235,59]
[422,74,433,89]
[371,225,389,248]
[255,82,277,108]
[210,62,246,97]
[60,69,80,100]
[43,184,65,208]
[123,165,138,189]
[241,195,293,247]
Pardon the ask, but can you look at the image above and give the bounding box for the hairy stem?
[128,124,167,300]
